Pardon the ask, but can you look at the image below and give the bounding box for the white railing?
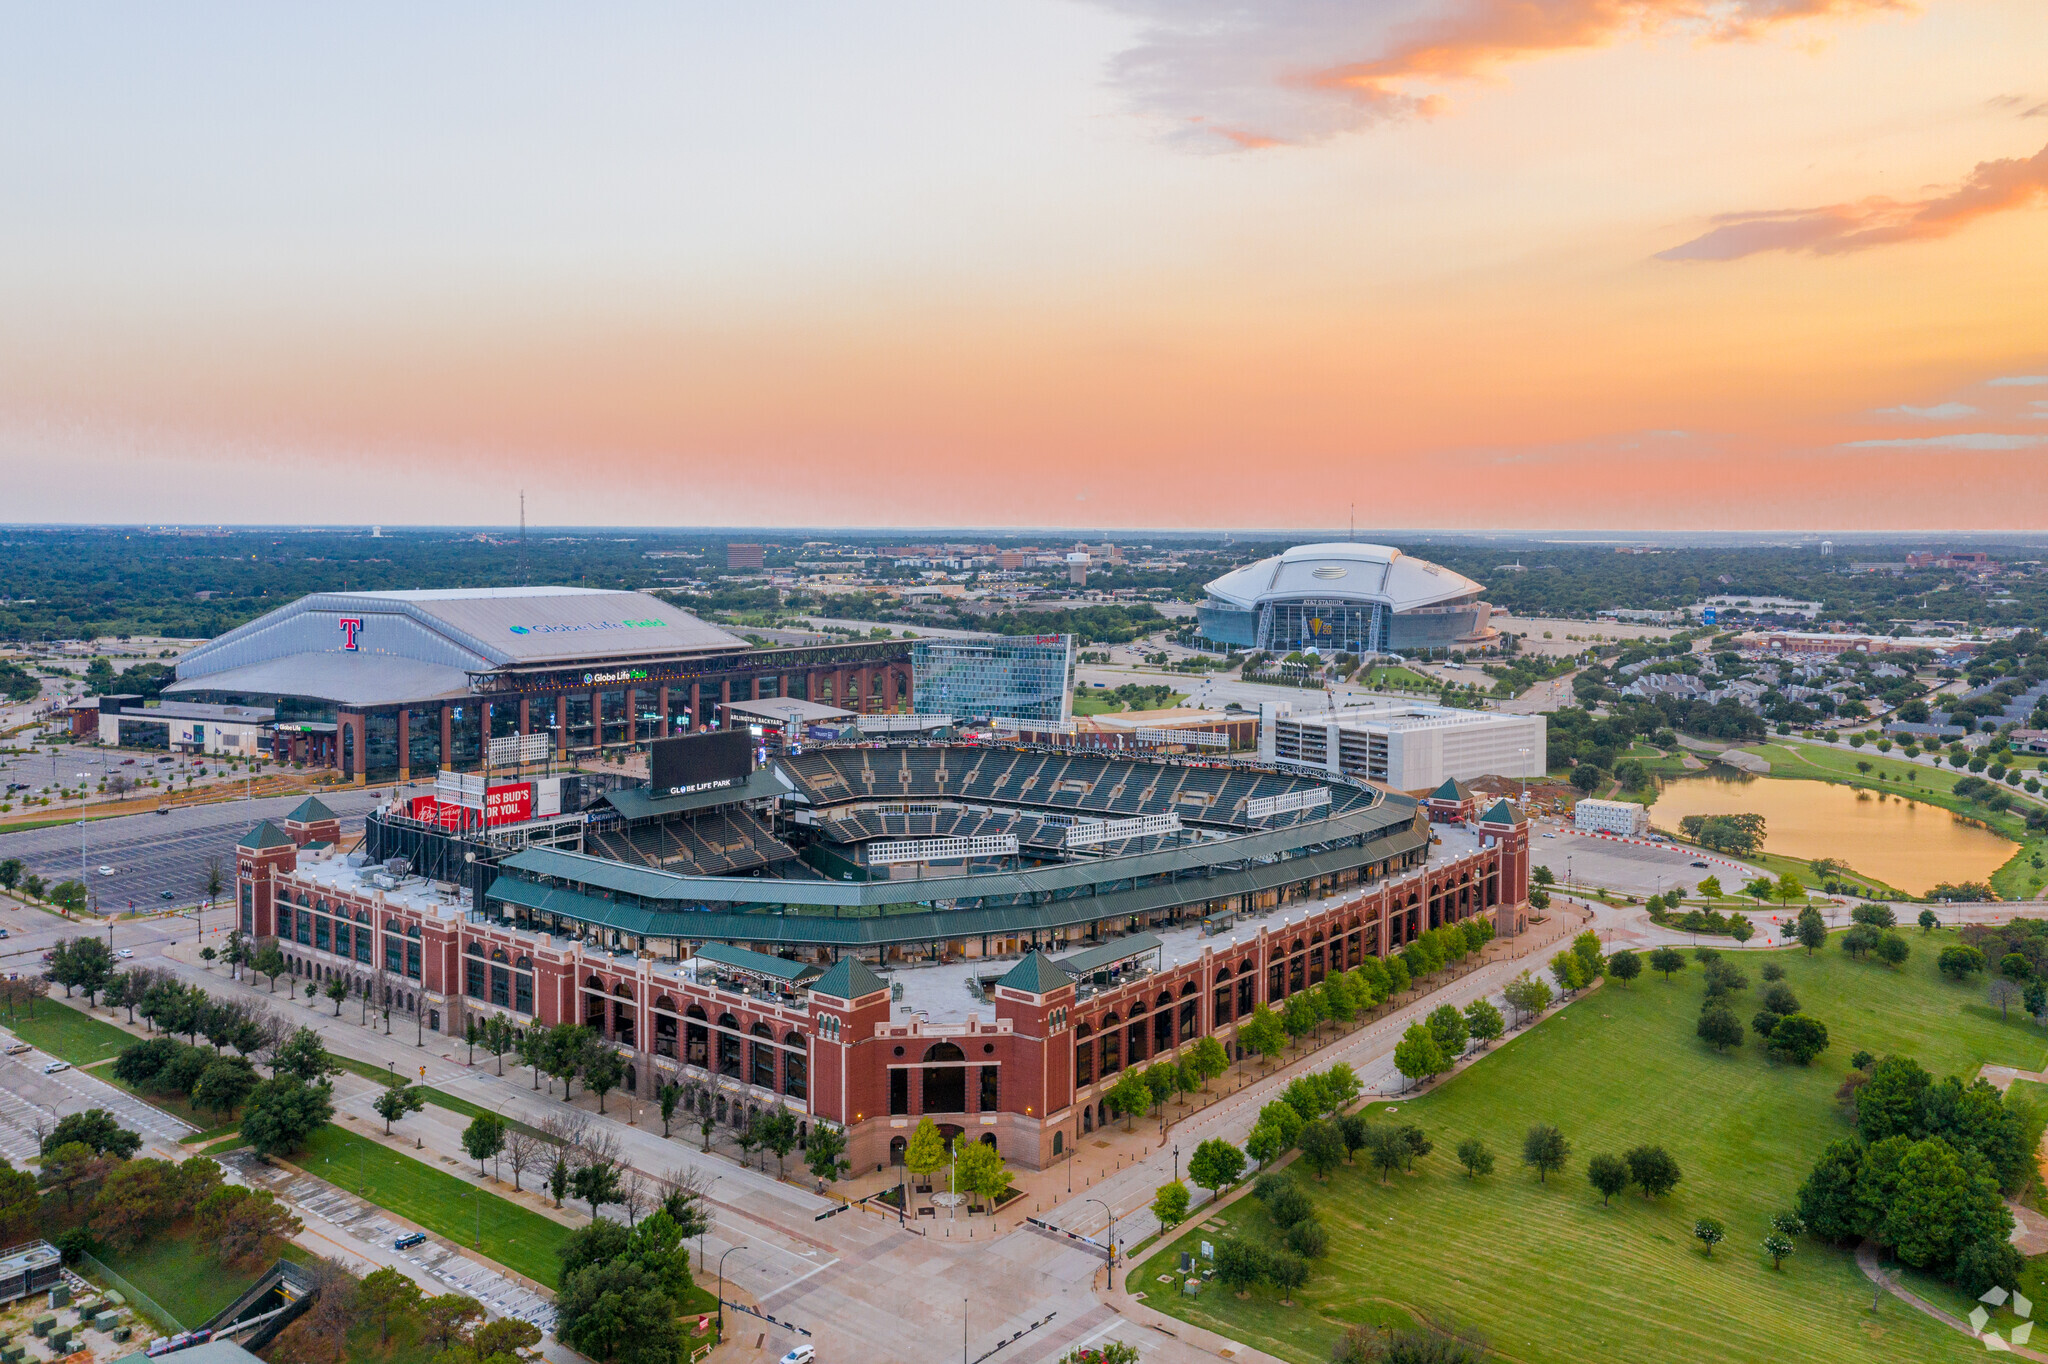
[868,834,1019,865]
[1063,812,1182,847]
[488,733,553,766]
[993,716,1077,736]
[1132,727,1228,748]
[1246,788,1332,819]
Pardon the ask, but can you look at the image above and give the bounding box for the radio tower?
[518,490,528,585]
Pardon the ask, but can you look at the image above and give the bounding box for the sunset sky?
[3,2,2045,531]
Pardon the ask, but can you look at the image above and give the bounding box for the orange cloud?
[1103,0,1901,148]
[1658,139,2048,259]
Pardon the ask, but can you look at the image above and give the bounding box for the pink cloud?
[1658,140,2048,259]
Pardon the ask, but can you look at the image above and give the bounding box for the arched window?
[751,1022,776,1089]
[586,975,608,1033]
[1073,1020,1095,1086]
[782,1031,808,1100]
[653,996,679,1058]
[715,1013,742,1078]
[922,1042,965,1113]
[464,942,486,1000]
[685,1003,709,1068]
[404,924,422,980]
[513,956,534,1014]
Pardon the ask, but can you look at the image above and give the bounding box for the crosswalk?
[0,1044,193,1162]
[224,1155,556,1336]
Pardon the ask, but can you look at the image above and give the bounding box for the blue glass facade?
[912,635,1074,723]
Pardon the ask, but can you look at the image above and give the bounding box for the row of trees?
[1682,949,1832,1064]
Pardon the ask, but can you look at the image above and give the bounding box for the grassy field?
[298,1123,573,1287]
[97,1224,274,1329]
[1735,741,2048,900]
[3,997,140,1065]
[1136,927,2042,1364]
[1357,666,1437,692]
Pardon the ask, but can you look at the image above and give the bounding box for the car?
[159,890,174,900]
[393,1232,429,1251]
[3,1042,30,1056]
[1541,832,1556,838]
[778,1349,815,1364]
[1691,860,1710,868]
[116,948,134,959]
[97,866,115,876]
[42,1060,69,1074]
[120,758,136,765]
[157,756,175,764]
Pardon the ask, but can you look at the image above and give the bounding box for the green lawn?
[3,997,138,1065]
[97,1224,273,1329]
[298,1123,573,1287]
[1136,927,2041,1364]
[1357,666,1436,692]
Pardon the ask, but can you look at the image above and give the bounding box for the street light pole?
[1086,1196,1117,1291]
[716,1244,747,1340]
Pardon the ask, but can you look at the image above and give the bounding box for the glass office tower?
[912,635,1075,724]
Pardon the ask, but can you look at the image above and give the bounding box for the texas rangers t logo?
[338,617,364,651]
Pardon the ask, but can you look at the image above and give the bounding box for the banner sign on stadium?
[410,782,533,829]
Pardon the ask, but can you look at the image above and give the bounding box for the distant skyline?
[3,4,2045,530]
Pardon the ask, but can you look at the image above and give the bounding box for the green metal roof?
[237,820,295,851]
[1052,932,1162,978]
[484,827,1428,950]
[285,795,339,824]
[603,766,792,821]
[1428,778,1471,801]
[499,796,1418,910]
[996,951,1075,996]
[811,956,890,1001]
[1478,798,1526,826]
[692,941,820,983]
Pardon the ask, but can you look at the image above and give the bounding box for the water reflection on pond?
[1648,770,2014,896]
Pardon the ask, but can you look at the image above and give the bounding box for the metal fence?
[77,1250,184,1333]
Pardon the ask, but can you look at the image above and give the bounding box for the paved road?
[0,788,385,910]
[0,1026,194,1160]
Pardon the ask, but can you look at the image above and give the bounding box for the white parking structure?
[1572,798,1649,837]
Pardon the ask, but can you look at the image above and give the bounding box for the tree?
[1729,917,1755,945]
[2002,951,2035,982]
[556,1261,689,1364]
[1918,908,1939,933]
[1990,978,2024,1021]
[1646,948,1687,983]
[1393,1024,1447,1091]
[358,1265,423,1345]
[1245,1122,1285,1169]
[1938,944,1986,980]
[902,1117,947,1201]
[570,1162,622,1222]
[373,1082,427,1135]
[252,942,287,991]
[548,1155,571,1208]
[1299,1121,1346,1179]
[1623,1145,1681,1199]
[463,1112,506,1178]
[1184,1035,1229,1089]
[1697,1007,1744,1052]
[273,1026,339,1083]
[1796,909,1828,955]
[1522,1124,1569,1183]
[1693,1217,1726,1257]
[1318,971,1361,1032]
[1151,1180,1191,1231]
[1267,1250,1309,1306]
[1774,873,1806,906]
[1356,1124,1402,1185]
[1607,949,1642,987]
[1768,1014,1830,1065]
[757,1109,799,1179]
[240,1075,333,1157]
[1455,1001,1501,1054]
[40,1142,114,1211]
[1880,1138,2015,1271]
[194,1185,303,1267]
[805,1123,850,1184]
[419,1296,486,1356]
[1239,1003,1287,1068]
[1425,1003,1469,1059]
[656,1082,682,1139]
[1588,1153,1629,1205]
[1762,1230,1795,1270]
[1400,1123,1433,1171]
[1142,1061,1181,1117]
[582,1045,626,1113]
[1213,1238,1268,1297]
[1105,1070,1152,1131]
[43,1109,142,1159]
[1550,952,1587,996]
[1188,1138,1245,1194]
[1456,1137,1495,1179]
[193,1057,261,1120]
[323,976,348,1014]
[1873,932,1910,969]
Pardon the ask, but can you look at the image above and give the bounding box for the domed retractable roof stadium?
[1197,542,1495,656]
[167,586,747,709]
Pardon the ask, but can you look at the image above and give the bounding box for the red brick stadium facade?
[238,801,1529,1173]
